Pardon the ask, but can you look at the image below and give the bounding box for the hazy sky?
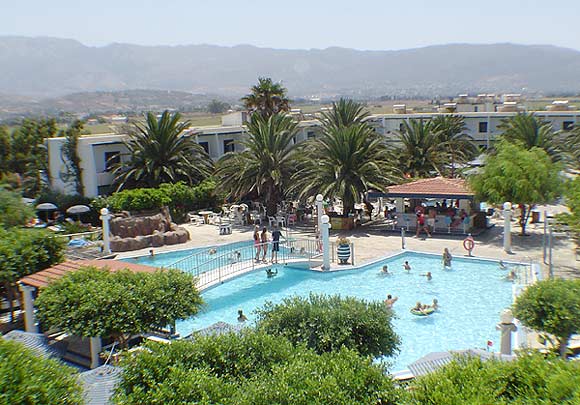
[2,0,580,51]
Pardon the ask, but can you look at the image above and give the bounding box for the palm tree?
[320,98,370,131]
[292,124,399,217]
[431,115,479,177]
[394,119,446,178]
[113,111,213,190]
[215,113,298,215]
[241,77,290,118]
[498,112,560,159]
[564,127,580,169]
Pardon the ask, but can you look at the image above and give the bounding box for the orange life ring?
[463,236,475,251]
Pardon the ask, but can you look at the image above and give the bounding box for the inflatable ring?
[463,237,475,251]
[410,307,435,316]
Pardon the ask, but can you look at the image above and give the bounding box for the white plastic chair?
[276,216,286,227]
[268,216,276,227]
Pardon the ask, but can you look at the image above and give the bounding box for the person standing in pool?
[421,271,433,281]
[271,224,284,264]
[442,248,452,267]
[385,294,398,308]
[403,261,411,271]
[237,309,248,323]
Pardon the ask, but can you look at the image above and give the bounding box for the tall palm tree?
[113,111,213,190]
[395,119,445,178]
[320,98,370,131]
[215,113,298,215]
[292,124,399,217]
[241,77,290,118]
[431,115,479,177]
[564,127,580,169]
[498,112,559,159]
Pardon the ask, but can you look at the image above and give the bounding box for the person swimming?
[149,249,155,257]
[499,260,508,270]
[403,261,411,271]
[237,309,248,323]
[385,294,398,308]
[209,248,217,255]
[381,265,391,275]
[421,271,432,281]
[265,268,278,278]
[429,298,439,310]
[505,269,517,281]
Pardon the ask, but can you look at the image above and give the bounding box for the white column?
[90,337,102,369]
[496,309,517,355]
[315,194,324,232]
[503,202,512,253]
[19,284,38,333]
[100,208,112,254]
[395,198,404,213]
[321,215,330,271]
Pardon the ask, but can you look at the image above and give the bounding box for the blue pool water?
[175,251,514,372]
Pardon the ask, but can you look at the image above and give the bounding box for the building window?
[474,106,478,112]
[563,121,574,131]
[223,139,234,153]
[478,122,488,133]
[399,123,405,131]
[307,131,316,139]
[198,141,209,154]
[104,151,120,172]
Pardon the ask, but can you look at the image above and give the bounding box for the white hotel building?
[47,96,580,198]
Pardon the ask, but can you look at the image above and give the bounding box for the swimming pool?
[175,251,516,372]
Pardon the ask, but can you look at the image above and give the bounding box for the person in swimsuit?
[260,227,268,262]
[253,226,261,262]
[385,294,398,308]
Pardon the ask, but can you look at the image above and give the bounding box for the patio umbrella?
[36,202,58,222]
[66,204,91,221]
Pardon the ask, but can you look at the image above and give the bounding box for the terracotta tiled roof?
[386,177,473,198]
[19,259,158,289]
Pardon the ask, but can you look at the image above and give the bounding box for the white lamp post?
[503,202,512,254]
[315,194,324,233]
[100,208,112,254]
[321,214,330,271]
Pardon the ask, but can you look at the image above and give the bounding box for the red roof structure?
[370,177,474,199]
[19,260,158,289]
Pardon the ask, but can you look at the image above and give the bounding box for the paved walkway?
[115,213,579,279]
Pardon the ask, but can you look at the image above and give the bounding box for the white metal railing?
[167,237,321,289]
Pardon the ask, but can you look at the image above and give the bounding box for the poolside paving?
[115,211,579,280]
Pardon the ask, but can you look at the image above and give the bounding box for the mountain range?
[1,36,580,102]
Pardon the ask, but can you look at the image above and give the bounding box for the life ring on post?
[463,235,475,253]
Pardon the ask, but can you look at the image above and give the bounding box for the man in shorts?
[271,224,284,263]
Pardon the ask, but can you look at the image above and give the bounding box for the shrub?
[106,187,171,212]
[513,278,580,358]
[0,187,34,228]
[36,267,203,347]
[114,331,399,405]
[255,293,400,357]
[405,351,580,404]
[0,339,83,404]
[0,227,65,321]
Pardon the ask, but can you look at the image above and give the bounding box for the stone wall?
[109,211,190,252]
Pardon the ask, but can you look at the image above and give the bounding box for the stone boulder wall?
[109,211,190,252]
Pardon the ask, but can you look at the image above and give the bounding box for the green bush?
[0,339,83,405]
[0,188,34,228]
[114,331,399,405]
[96,179,223,222]
[36,267,203,347]
[405,351,580,404]
[255,293,400,358]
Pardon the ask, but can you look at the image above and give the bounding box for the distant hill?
[1,36,580,99]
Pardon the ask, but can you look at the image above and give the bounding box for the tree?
[8,118,57,196]
[0,188,34,228]
[557,177,580,245]
[59,120,85,195]
[0,339,83,405]
[0,126,10,175]
[241,77,290,118]
[498,112,560,159]
[215,113,298,215]
[431,115,478,177]
[470,140,562,235]
[320,98,370,131]
[395,119,446,178]
[255,293,400,357]
[292,124,399,216]
[114,331,399,405]
[112,110,213,190]
[207,99,230,114]
[0,228,65,322]
[36,267,203,348]
[513,278,580,358]
[563,126,580,169]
